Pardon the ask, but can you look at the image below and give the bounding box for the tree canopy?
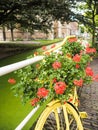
[72,0,98,44]
[0,0,98,43]
[0,0,75,32]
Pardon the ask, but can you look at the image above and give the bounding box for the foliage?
[11,37,97,107]
[0,0,75,33]
[72,0,98,45]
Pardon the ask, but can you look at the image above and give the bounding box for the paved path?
[79,58,98,130]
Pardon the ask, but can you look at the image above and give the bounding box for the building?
[0,21,79,41]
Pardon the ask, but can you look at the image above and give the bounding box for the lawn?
[0,39,62,130]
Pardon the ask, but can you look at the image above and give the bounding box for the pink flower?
[73,54,81,62]
[34,51,38,56]
[75,64,80,69]
[36,64,40,68]
[68,98,73,102]
[73,79,83,87]
[68,37,77,43]
[52,61,61,69]
[51,44,56,48]
[37,87,49,98]
[54,81,66,94]
[92,74,98,82]
[52,78,57,83]
[31,98,39,106]
[85,47,96,54]
[45,51,50,55]
[85,67,94,76]
[42,46,47,50]
[8,78,16,84]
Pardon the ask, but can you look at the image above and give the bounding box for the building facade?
[0,21,79,41]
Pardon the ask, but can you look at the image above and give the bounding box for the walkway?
[79,58,98,130]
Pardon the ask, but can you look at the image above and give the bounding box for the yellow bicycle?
[34,88,87,130]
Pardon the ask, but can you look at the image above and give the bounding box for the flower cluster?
[11,38,97,106]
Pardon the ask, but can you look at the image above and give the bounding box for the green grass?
[0,73,33,130]
[35,38,63,45]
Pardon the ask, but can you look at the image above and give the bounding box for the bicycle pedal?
[79,112,88,118]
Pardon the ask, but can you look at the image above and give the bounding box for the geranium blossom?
[36,64,40,68]
[8,78,16,84]
[85,67,94,76]
[73,79,83,87]
[42,46,47,50]
[85,47,96,54]
[54,81,66,94]
[68,98,73,102]
[73,54,81,62]
[68,37,77,43]
[52,61,61,69]
[92,74,98,82]
[13,36,98,107]
[75,64,80,69]
[45,51,50,55]
[51,44,56,48]
[34,51,38,56]
[52,78,57,83]
[37,87,49,98]
[31,98,39,106]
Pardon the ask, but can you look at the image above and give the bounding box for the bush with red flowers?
[13,38,97,106]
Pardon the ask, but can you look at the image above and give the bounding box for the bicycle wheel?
[34,100,83,130]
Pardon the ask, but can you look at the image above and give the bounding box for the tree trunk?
[10,24,14,41]
[92,26,95,47]
[2,26,6,41]
[92,0,97,47]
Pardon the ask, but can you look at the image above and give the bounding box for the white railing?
[0,56,44,76]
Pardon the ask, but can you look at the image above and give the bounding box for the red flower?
[37,87,49,98]
[68,98,73,102]
[73,79,83,87]
[92,74,98,82]
[8,78,16,84]
[51,44,56,48]
[45,51,50,55]
[75,64,80,69]
[36,64,40,68]
[85,47,96,54]
[73,54,81,62]
[54,81,66,94]
[85,67,94,76]
[52,78,57,83]
[68,37,77,43]
[31,98,39,106]
[42,46,47,50]
[34,51,38,56]
[52,61,61,69]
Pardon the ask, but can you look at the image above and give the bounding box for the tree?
[71,0,98,46]
[0,0,74,31]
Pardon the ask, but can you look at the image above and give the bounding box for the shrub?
[11,38,97,106]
